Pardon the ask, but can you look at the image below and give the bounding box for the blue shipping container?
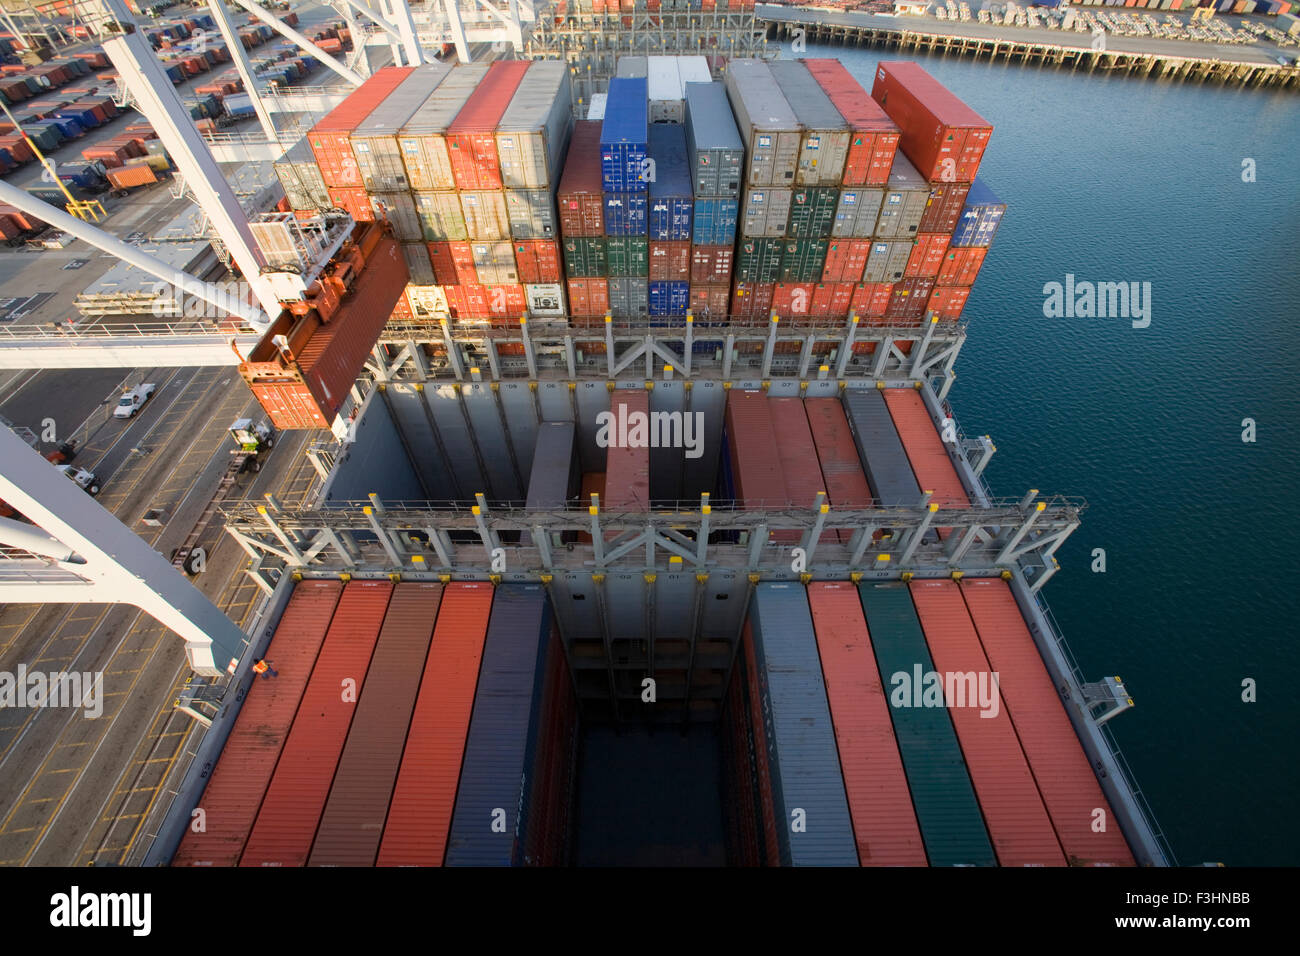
[603,191,648,236]
[54,107,99,129]
[46,116,83,139]
[600,77,648,192]
[950,177,1005,249]
[747,583,859,867]
[648,280,689,317]
[647,124,693,241]
[445,583,553,867]
[692,198,739,245]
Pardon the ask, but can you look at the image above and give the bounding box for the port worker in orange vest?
[252,659,278,679]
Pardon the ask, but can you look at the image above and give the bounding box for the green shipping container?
[605,236,648,277]
[778,239,829,283]
[735,237,783,283]
[857,582,996,867]
[786,187,837,239]
[562,237,607,278]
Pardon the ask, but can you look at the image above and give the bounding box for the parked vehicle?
[113,383,157,419]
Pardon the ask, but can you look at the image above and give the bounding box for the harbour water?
[777,41,1300,866]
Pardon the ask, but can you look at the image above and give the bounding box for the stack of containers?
[557,120,608,323]
[934,178,1005,320]
[870,62,995,326]
[683,82,742,322]
[646,123,693,321]
[600,77,650,320]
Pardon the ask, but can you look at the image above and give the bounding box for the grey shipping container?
[471,240,520,285]
[274,135,329,211]
[723,59,802,188]
[401,242,435,286]
[446,583,553,866]
[747,583,859,867]
[460,190,511,240]
[522,421,579,548]
[857,582,996,867]
[841,388,919,507]
[767,60,850,187]
[352,63,453,192]
[371,191,423,242]
[505,188,558,240]
[496,61,573,189]
[415,191,468,241]
[683,82,743,199]
[786,187,838,239]
[832,187,885,239]
[740,187,792,238]
[862,239,913,284]
[874,154,928,239]
[608,276,649,318]
[616,55,648,79]
[398,63,490,191]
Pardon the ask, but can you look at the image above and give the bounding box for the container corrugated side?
[805,397,874,520]
[600,77,649,192]
[950,177,1005,248]
[239,580,393,867]
[504,188,557,240]
[445,583,552,866]
[936,246,986,287]
[496,60,572,189]
[857,582,995,866]
[725,389,788,514]
[523,421,578,547]
[832,187,884,239]
[907,579,1067,867]
[377,583,494,866]
[803,58,900,187]
[767,60,849,187]
[460,190,511,240]
[274,135,329,211]
[874,153,928,239]
[683,82,743,198]
[917,181,970,235]
[603,389,651,529]
[446,60,531,190]
[748,582,858,866]
[557,120,605,236]
[808,582,928,866]
[740,187,791,238]
[769,397,833,543]
[870,62,992,184]
[841,388,919,507]
[647,123,693,240]
[308,582,443,866]
[602,190,647,236]
[351,63,452,192]
[722,59,801,188]
[171,580,343,865]
[309,66,412,188]
[398,63,489,191]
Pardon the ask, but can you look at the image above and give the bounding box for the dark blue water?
[779,42,1300,866]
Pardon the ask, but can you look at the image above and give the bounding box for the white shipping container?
[470,241,520,285]
[460,191,512,241]
[525,283,566,318]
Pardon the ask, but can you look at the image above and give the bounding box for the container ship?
[148,55,1171,867]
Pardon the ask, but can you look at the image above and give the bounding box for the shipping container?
[925,285,969,321]
[603,389,651,526]
[646,55,682,123]
[106,162,156,190]
[504,188,557,240]
[885,277,935,322]
[495,61,572,189]
[805,396,875,526]
[808,582,928,865]
[239,580,393,867]
[351,63,452,192]
[821,239,870,284]
[730,281,775,321]
[950,177,1004,248]
[691,197,738,245]
[447,60,531,190]
[605,236,649,277]
[856,582,996,866]
[647,124,693,240]
[648,240,690,282]
[870,62,992,184]
[861,239,913,285]
[557,120,606,236]
[607,276,649,318]
[327,186,372,222]
[772,282,816,318]
[682,81,743,198]
[721,652,763,865]
[917,181,971,234]
[428,240,478,285]
[617,55,648,78]
[740,187,792,238]
[882,387,968,514]
[745,583,858,866]
[567,277,610,318]
[513,239,562,285]
[904,233,950,279]
[959,578,1136,866]
[370,191,422,242]
[778,238,829,284]
[460,190,511,240]
[399,63,489,191]
[274,135,330,211]
[874,154,928,239]
[786,187,838,239]
[767,60,850,187]
[309,66,413,188]
[769,397,833,541]
[907,579,1067,866]
[171,580,343,865]
[525,283,566,318]
[832,187,885,239]
[401,243,433,285]
[600,77,649,192]
[563,236,608,278]
[725,389,787,512]
[415,191,468,241]
[648,279,689,317]
[723,59,801,187]
[688,283,730,319]
[603,190,648,236]
[690,244,734,284]
[469,240,519,285]
[804,59,900,187]
[522,421,580,547]
[841,388,919,507]
[936,246,986,287]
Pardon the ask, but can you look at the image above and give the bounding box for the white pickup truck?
[56,464,99,495]
[113,383,157,419]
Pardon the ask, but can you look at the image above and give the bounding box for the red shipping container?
[885,277,935,322]
[557,120,605,236]
[648,241,690,282]
[1,137,35,163]
[731,281,774,322]
[428,241,478,285]
[0,214,19,241]
[811,282,854,320]
[309,66,412,188]
[770,395,835,543]
[936,246,986,287]
[446,60,530,190]
[772,282,816,318]
[328,186,373,222]
[690,244,733,285]
[850,282,893,318]
[821,239,870,283]
[604,390,651,538]
[803,58,900,187]
[926,285,970,320]
[445,283,526,320]
[688,283,729,320]
[916,182,971,234]
[904,233,950,278]
[567,278,609,318]
[513,239,562,284]
[726,390,793,540]
[870,62,992,184]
